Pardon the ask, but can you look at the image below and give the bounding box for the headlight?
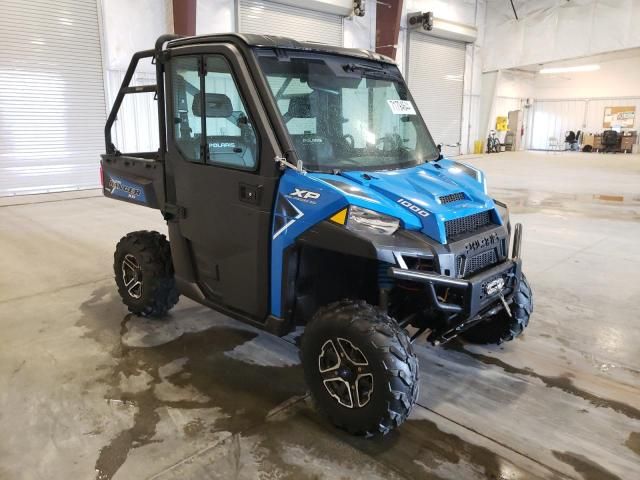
[494,199,510,231]
[456,161,487,193]
[346,206,400,235]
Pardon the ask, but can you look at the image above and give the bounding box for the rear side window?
[170,55,258,170]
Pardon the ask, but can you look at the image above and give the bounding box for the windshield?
[254,49,439,172]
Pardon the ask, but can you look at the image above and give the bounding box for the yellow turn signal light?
[329,208,348,225]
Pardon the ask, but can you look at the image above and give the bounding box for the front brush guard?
[388,224,524,345]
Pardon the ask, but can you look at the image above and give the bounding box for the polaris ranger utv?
[102,34,533,436]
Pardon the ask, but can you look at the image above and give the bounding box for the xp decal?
[288,188,321,203]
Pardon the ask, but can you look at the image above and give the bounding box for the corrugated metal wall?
[0,0,106,196]
[407,33,466,157]
[495,96,524,120]
[530,97,640,150]
[239,0,344,46]
[530,100,586,150]
[584,98,640,133]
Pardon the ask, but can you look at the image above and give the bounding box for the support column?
[173,0,197,36]
[375,0,403,60]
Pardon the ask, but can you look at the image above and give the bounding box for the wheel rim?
[318,338,374,409]
[121,254,143,299]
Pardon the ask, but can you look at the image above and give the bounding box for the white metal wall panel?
[494,96,523,119]
[0,0,107,196]
[407,33,465,157]
[239,0,344,46]
[530,100,586,150]
[584,98,640,133]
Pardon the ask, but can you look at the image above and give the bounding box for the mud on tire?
[461,274,533,345]
[301,300,419,436]
[113,230,179,317]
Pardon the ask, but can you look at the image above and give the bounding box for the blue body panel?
[269,160,500,317]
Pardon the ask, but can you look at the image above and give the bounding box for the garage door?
[239,0,344,46]
[0,0,106,196]
[407,33,465,157]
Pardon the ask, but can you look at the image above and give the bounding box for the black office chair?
[602,130,618,153]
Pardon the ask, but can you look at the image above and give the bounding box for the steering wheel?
[342,134,355,149]
[375,134,402,152]
[336,134,356,157]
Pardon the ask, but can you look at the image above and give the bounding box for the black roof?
[167,33,396,65]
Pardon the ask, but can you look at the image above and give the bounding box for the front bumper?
[388,223,524,343]
[389,257,522,319]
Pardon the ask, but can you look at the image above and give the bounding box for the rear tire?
[301,300,419,436]
[461,274,533,344]
[113,230,179,317]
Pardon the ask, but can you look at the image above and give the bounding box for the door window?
[204,56,258,169]
[171,57,202,162]
[170,55,258,169]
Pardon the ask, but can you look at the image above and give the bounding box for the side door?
[165,46,280,321]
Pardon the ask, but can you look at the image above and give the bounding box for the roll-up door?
[239,0,344,46]
[0,0,107,196]
[407,33,465,157]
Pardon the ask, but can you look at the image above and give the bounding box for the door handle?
[239,183,261,205]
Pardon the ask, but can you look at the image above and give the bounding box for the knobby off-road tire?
[461,274,533,345]
[113,230,179,317]
[301,300,419,436]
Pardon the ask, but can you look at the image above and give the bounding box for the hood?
[323,160,500,244]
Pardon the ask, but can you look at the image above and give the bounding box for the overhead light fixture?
[539,64,600,74]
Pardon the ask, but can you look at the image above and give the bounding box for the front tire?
[301,300,419,436]
[461,274,533,344]
[113,230,179,317]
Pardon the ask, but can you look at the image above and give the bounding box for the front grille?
[445,211,492,240]
[456,249,499,277]
[439,192,466,204]
[467,250,498,275]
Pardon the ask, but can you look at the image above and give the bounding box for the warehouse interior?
[1,1,639,479]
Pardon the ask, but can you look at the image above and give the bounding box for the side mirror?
[437,143,443,160]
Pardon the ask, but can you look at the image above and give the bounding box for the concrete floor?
[1,151,639,480]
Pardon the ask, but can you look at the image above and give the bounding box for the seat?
[601,130,618,153]
[290,134,334,168]
[548,136,562,152]
[564,130,579,151]
[207,136,254,168]
[283,93,335,168]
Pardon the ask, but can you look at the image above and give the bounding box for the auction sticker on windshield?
[387,99,416,115]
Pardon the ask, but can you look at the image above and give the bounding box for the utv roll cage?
[104,33,395,159]
[104,34,180,158]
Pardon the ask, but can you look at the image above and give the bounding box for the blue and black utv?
[102,34,533,436]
